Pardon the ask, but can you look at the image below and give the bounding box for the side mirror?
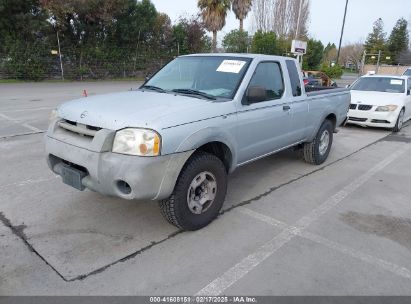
[345,84,350,88]
[246,86,267,104]
[407,89,411,95]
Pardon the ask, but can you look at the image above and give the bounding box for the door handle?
[283,105,291,111]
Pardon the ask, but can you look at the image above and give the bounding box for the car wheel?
[159,151,227,231]
[302,119,333,165]
[392,108,405,133]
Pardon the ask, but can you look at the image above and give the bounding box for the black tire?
[302,119,333,165]
[159,151,227,231]
[392,108,405,133]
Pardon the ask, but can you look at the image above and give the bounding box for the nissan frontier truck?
[45,54,350,230]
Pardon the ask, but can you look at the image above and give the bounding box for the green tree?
[388,18,409,64]
[173,16,211,55]
[364,18,390,63]
[0,0,217,80]
[184,19,212,53]
[322,42,337,65]
[151,13,174,55]
[223,29,249,53]
[302,38,324,70]
[41,0,129,45]
[231,0,252,32]
[173,23,187,55]
[251,30,277,55]
[276,37,291,56]
[0,0,52,79]
[114,0,157,47]
[320,64,343,79]
[323,42,336,54]
[198,0,231,52]
[0,0,49,47]
[40,0,161,78]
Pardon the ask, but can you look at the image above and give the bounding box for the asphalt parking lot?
[1,81,411,295]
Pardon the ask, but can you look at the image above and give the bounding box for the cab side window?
[249,62,284,101]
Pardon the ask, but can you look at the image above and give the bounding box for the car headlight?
[375,105,398,112]
[49,109,59,122]
[112,128,161,156]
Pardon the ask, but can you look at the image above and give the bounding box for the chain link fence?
[0,47,175,81]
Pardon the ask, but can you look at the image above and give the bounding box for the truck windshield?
[143,56,251,99]
[351,77,405,93]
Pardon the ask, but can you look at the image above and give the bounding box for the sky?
[151,0,411,46]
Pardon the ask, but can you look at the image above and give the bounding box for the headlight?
[49,109,59,121]
[112,128,161,156]
[375,105,398,112]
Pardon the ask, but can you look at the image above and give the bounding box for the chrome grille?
[58,119,101,137]
[349,104,357,110]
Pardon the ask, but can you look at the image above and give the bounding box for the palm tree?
[232,0,252,32]
[198,0,231,52]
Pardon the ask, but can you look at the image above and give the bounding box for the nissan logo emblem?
[80,111,88,119]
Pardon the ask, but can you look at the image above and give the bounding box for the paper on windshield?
[217,60,246,73]
[390,79,403,85]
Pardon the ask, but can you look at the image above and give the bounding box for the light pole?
[52,21,64,81]
[295,0,304,67]
[295,0,303,40]
[56,30,64,80]
[336,0,349,65]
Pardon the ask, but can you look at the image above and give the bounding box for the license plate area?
[61,165,88,191]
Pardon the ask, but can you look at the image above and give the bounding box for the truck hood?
[350,90,405,106]
[58,90,229,130]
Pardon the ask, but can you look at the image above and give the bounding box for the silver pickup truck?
[45,54,350,230]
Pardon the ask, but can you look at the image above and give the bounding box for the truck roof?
[182,53,298,62]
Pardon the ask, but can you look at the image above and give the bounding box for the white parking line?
[195,144,411,296]
[240,208,411,280]
[0,112,43,132]
[21,123,42,132]
[1,107,54,113]
[0,176,59,191]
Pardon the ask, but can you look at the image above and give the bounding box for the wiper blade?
[140,85,166,93]
[172,89,216,100]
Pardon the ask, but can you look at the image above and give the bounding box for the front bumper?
[347,108,400,128]
[45,135,193,201]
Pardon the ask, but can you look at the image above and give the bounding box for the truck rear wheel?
[302,119,333,165]
[159,151,227,231]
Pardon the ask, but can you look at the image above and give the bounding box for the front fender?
[175,126,238,173]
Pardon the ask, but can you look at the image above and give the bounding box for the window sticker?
[216,60,246,73]
[390,79,403,85]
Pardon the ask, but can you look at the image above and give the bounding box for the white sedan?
[347,75,411,132]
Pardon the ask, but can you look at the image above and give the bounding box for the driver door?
[235,61,294,165]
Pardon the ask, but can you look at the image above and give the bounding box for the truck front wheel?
[302,119,333,165]
[159,151,227,231]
